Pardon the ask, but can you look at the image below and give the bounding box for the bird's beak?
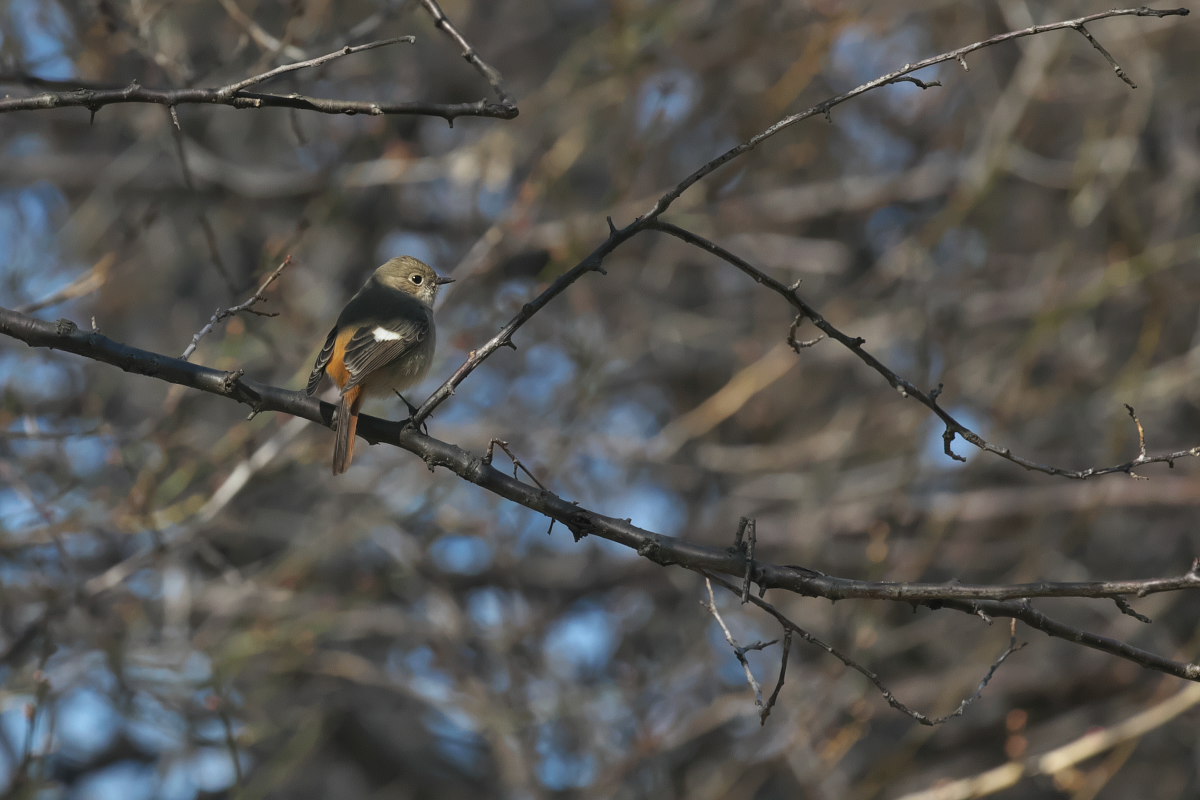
[435,275,456,286]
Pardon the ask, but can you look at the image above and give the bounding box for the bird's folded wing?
[306,326,339,395]
[341,319,429,391]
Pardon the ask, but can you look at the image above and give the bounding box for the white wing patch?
[372,326,405,341]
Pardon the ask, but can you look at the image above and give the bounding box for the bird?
[306,256,453,474]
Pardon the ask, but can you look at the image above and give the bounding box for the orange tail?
[333,386,364,475]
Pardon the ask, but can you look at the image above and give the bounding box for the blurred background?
[2,1,1199,798]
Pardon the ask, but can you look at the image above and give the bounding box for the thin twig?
[418,0,515,107]
[484,439,557,535]
[702,571,940,724]
[705,572,1029,724]
[760,629,791,725]
[0,37,516,121]
[1072,24,1137,88]
[165,105,237,293]
[703,578,770,712]
[180,256,292,360]
[927,621,1027,724]
[221,37,414,96]
[897,682,1200,800]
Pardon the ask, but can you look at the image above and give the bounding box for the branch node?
[221,369,245,393]
[942,427,967,463]
[787,316,824,352]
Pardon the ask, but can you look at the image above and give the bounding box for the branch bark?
[2,305,1197,681]
[0,36,519,121]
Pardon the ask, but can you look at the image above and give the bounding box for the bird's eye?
[410,274,423,285]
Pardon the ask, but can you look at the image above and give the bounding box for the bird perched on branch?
[306,256,453,474]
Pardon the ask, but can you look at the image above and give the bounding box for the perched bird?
[306,256,453,474]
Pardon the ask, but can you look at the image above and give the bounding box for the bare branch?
[1072,23,1137,88]
[703,571,1026,725]
[220,37,415,96]
[1,306,1197,684]
[930,620,1027,724]
[639,7,1189,221]
[898,682,1200,800]
[180,256,292,361]
[411,7,1186,424]
[418,0,515,107]
[703,578,769,712]
[650,220,1200,480]
[0,37,517,122]
[760,629,791,725]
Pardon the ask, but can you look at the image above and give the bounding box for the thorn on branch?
[957,55,969,71]
[1113,596,1152,623]
[930,382,944,402]
[606,216,618,235]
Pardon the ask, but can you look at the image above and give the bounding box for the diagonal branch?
[410,7,1187,424]
[637,7,1188,221]
[180,256,292,361]
[1,305,1197,683]
[220,37,415,96]
[649,220,1200,479]
[418,0,515,107]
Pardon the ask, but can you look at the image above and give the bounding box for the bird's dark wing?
[306,326,339,395]
[340,317,430,391]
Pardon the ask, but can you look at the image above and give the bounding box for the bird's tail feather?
[333,387,363,475]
